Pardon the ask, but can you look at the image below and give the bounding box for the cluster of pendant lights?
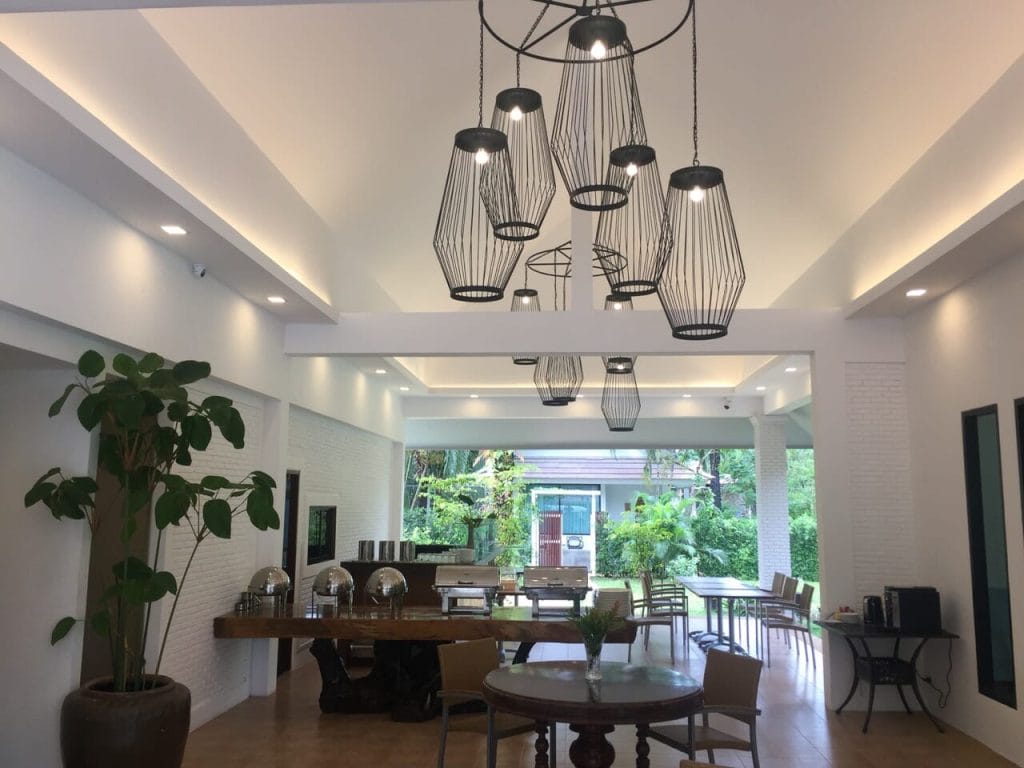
[433,0,745,431]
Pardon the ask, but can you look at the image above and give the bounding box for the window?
[962,405,1016,708]
[307,506,337,565]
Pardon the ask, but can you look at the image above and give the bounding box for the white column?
[249,396,289,697]
[570,207,594,312]
[752,414,791,589]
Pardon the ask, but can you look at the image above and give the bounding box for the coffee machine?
[863,595,884,625]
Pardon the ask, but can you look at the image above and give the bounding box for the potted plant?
[569,604,625,681]
[24,350,280,768]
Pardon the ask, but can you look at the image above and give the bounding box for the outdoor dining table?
[483,660,702,768]
[676,576,777,656]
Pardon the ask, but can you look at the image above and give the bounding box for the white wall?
[286,406,397,664]
[0,368,94,768]
[905,250,1024,765]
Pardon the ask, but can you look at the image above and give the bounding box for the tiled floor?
[183,626,1019,768]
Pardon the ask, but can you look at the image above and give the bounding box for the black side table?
[816,620,958,733]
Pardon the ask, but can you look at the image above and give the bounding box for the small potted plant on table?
[570,604,625,681]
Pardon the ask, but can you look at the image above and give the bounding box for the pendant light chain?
[479,17,485,126]
[517,5,549,88]
[691,0,699,166]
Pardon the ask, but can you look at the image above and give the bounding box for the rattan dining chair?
[623,578,677,664]
[436,638,556,768]
[761,582,816,669]
[648,648,764,768]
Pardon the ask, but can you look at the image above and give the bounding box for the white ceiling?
[0,0,1022,423]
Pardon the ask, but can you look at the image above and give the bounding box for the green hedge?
[790,514,819,581]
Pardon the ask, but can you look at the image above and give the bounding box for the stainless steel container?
[357,540,376,561]
[378,539,396,562]
[365,566,407,616]
[311,565,354,612]
[399,540,417,562]
[247,566,291,614]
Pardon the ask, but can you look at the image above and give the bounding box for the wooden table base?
[568,724,615,768]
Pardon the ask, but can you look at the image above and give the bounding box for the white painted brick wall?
[156,387,264,724]
[845,362,916,596]
[288,406,394,606]
[753,415,791,587]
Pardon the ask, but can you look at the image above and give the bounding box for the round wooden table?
[483,661,702,768]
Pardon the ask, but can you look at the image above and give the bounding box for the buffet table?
[214,604,637,718]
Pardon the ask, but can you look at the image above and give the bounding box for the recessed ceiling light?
[785,367,797,373]
[756,385,767,391]
[399,386,410,392]
[905,288,927,297]
[682,394,692,399]
[161,225,187,236]
[267,296,286,304]
[469,393,479,399]
[374,369,387,375]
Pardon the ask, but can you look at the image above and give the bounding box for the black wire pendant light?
[434,21,525,301]
[601,293,636,374]
[491,46,556,241]
[551,14,647,211]
[658,0,745,338]
[510,286,541,365]
[534,354,584,406]
[595,144,671,296]
[602,368,641,431]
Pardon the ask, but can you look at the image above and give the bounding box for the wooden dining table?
[483,660,702,768]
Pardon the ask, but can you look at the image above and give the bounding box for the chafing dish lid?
[434,565,500,588]
[312,566,354,596]
[248,566,292,596]
[523,566,589,588]
[365,566,408,597]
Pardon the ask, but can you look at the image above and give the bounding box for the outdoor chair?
[642,572,690,642]
[648,648,764,768]
[761,583,816,669]
[436,638,556,768]
[623,579,677,664]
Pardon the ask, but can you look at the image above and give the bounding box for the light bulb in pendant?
[625,163,638,177]
[688,186,705,203]
[590,40,607,59]
[509,105,524,121]
[521,295,531,305]
[612,302,622,311]
[474,148,490,165]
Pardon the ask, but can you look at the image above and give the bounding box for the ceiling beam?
[284,308,907,358]
[0,0,443,11]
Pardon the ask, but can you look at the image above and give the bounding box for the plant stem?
[141,529,163,687]
[153,534,201,679]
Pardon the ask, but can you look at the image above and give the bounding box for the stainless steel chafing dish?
[365,566,407,615]
[523,566,591,617]
[433,565,500,615]
[311,565,354,612]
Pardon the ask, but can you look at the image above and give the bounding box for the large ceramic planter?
[61,675,190,768]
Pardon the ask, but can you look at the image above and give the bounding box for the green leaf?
[140,390,165,417]
[201,395,233,411]
[187,415,212,451]
[77,350,104,378]
[138,352,164,373]
[203,498,232,539]
[51,617,76,645]
[155,490,190,529]
[111,394,146,430]
[112,556,153,582]
[246,486,280,531]
[201,475,231,490]
[76,393,104,431]
[166,401,189,422]
[250,470,276,489]
[153,571,178,597]
[172,360,211,385]
[219,408,245,449]
[49,384,77,417]
[112,353,137,377]
[70,476,98,494]
[24,481,56,508]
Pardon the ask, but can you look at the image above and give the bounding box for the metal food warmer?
[433,565,500,615]
[523,566,591,617]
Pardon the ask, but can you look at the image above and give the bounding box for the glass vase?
[585,644,603,681]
